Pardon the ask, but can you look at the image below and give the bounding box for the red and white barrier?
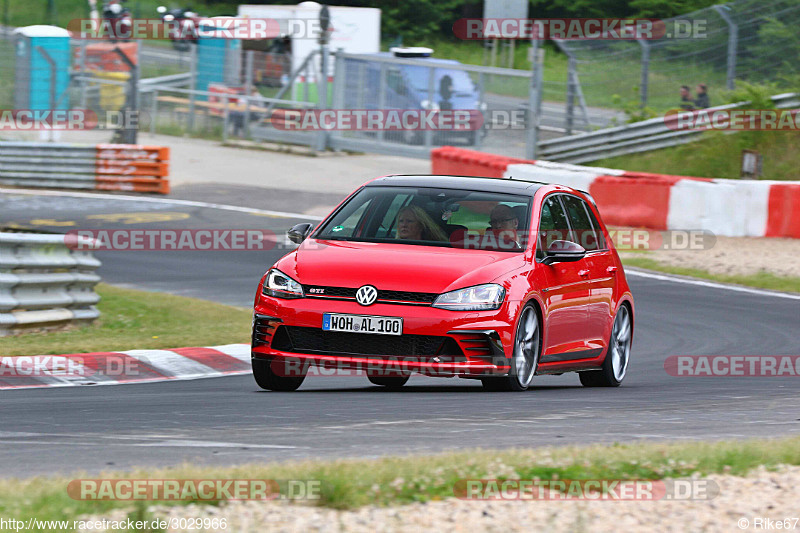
[431,147,800,238]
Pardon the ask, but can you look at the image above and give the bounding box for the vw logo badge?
[355,285,378,306]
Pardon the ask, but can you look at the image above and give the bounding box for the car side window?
[561,195,601,251]
[537,195,571,260]
[582,201,606,250]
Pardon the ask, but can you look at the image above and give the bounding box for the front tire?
[252,357,305,391]
[580,304,632,387]
[481,303,540,391]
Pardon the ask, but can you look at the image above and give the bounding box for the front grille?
[379,290,436,303]
[271,325,464,359]
[303,285,437,305]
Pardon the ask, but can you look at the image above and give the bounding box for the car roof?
[366,175,545,195]
[370,53,461,66]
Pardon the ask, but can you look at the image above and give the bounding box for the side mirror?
[542,240,586,265]
[156,5,167,13]
[287,223,314,244]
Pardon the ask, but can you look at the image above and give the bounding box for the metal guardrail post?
[222,96,229,143]
[188,44,197,132]
[525,38,543,160]
[244,50,254,139]
[713,4,738,90]
[377,62,387,145]
[637,39,650,108]
[424,65,435,149]
[112,46,138,144]
[77,40,88,108]
[566,55,576,135]
[475,71,485,150]
[150,88,158,135]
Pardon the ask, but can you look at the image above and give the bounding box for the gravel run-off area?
[77,465,800,532]
[619,234,800,278]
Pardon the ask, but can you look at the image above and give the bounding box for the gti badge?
[355,285,378,306]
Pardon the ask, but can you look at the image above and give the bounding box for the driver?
[395,206,447,241]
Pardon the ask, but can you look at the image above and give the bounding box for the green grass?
[1,436,799,529]
[0,283,251,356]
[621,256,800,294]
[590,129,800,180]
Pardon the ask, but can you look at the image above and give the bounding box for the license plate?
[322,313,403,336]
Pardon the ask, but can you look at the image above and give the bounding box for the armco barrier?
[0,142,170,194]
[0,232,101,336]
[431,146,800,238]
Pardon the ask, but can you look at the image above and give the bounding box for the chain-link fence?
[556,0,800,115]
[327,52,535,158]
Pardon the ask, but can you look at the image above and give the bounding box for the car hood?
[274,239,525,294]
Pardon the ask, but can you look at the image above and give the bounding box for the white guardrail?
[0,233,101,336]
[538,93,800,164]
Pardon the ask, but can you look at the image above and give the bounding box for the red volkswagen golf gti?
[252,175,634,392]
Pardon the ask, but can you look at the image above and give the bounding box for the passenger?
[488,204,521,249]
[395,206,447,241]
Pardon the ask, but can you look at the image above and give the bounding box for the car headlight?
[263,269,304,299]
[432,283,505,311]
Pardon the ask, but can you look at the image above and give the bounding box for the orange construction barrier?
[94,144,170,194]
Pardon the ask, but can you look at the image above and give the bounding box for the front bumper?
[252,296,515,377]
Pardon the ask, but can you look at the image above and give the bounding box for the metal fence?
[538,92,800,163]
[0,232,100,336]
[556,0,800,113]
[328,51,537,158]
[3,1,799,160]
[141,84,319,148]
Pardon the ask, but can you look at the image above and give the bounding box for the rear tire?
[580,304,632,387]
[368,375,409,389]
[252,357,305,391]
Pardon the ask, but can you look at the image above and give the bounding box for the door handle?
[578,269,590,277]
[607,266,618,274]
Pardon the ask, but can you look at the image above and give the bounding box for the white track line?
[0,188,324,221]
[626,268,800,300]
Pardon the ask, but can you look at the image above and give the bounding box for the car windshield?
[404,66,477,96]
[315,186,531,252]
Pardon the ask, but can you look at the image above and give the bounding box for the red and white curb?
[432,146,800,239]
[0,344,251,390]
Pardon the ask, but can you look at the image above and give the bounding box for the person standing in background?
[680,85,694,110]
[695,84,710,108]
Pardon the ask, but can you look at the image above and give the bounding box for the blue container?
[14,25,71,110]
[196,29,241,99]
